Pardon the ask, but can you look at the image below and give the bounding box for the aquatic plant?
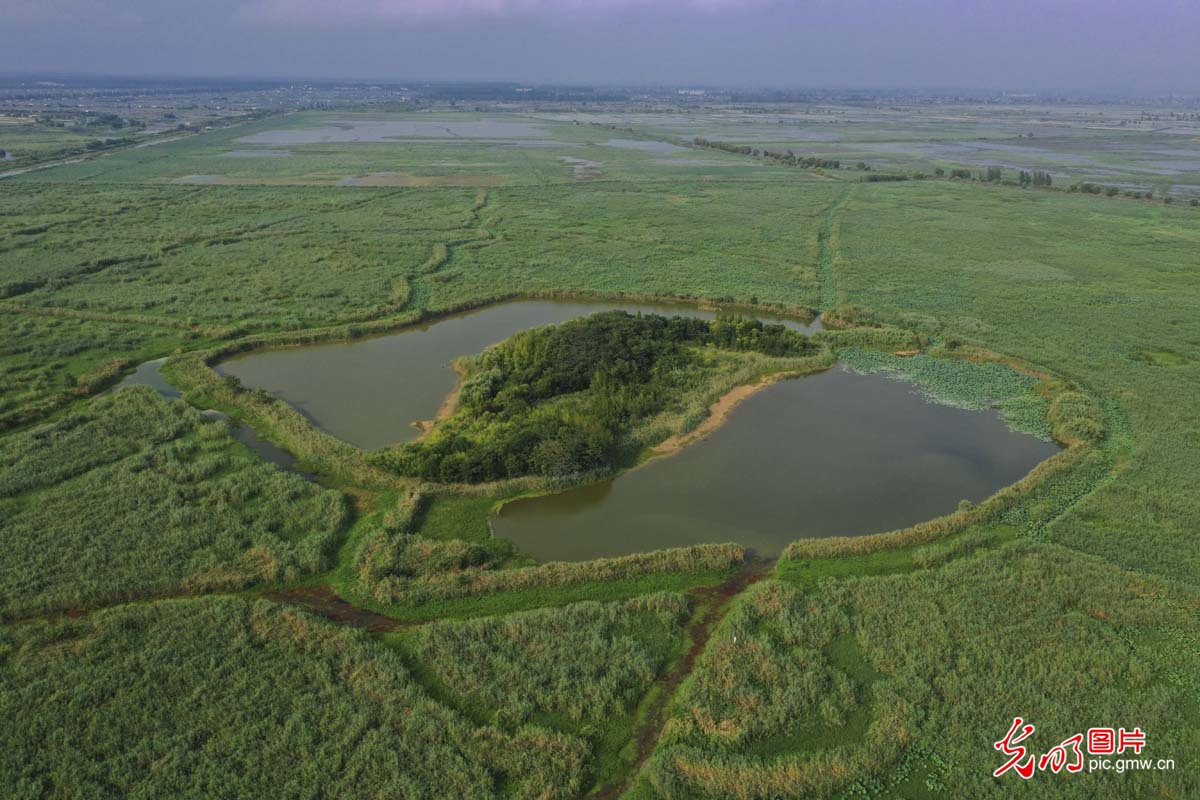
[0,388,347,618]
[406,593,689,725]
[368,543,745,607]
[0,597,589,799]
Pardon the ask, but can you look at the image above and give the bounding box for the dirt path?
[264,585,412,632]
[591,557,772,799]
[816,186,854,312]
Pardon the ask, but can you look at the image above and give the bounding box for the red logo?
[994,717,1037,779]
[1118,728,1146,755]
[1087,728,1116,755]
[995,718,1152,779]
[1038,733,1084,774]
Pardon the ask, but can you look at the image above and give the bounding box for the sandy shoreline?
[412,361,466,438]
[419,363,823,459]
[649,370,806,458]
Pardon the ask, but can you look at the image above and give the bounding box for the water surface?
[216,300,820,450]
[493,366,1058,561]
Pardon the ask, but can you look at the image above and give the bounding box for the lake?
[494,365,1058,560]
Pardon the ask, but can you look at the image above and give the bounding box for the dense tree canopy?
[373,312,816,483]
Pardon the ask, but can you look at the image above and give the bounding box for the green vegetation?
[394,593,692,790]
[0,114,148,169]
[356,498,744,616]
[0,309,195,430]
[0,597,590,799]
[3,108,1199,798]
[1,182,453,329]
[0,388,346,618]
[403,592,689,725]
[659,581,865,752]
[644,543,1199,799]
[376,312,821,482]
[839,346,1056,438]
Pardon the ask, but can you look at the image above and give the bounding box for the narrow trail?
[592,556,773,799]
[264,585,414,633]
[816,186,854,312]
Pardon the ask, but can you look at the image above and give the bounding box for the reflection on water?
[493,366,1059,561]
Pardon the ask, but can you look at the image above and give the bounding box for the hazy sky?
[2,0,1196,90]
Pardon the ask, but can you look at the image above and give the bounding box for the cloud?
[236,0,758,25]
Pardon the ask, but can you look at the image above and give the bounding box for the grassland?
[0,116,144,169]
[0,308,196,430]
[1,109,1198,798]
[643,545,1199,799]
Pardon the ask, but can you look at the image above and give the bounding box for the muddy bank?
[592,557,771,798]
[264,585,409,632]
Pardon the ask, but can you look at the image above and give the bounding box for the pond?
[215,299,821,451]
[494,365,1058,560]
[126,300,1058,561]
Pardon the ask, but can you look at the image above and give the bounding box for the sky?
[2,0,1197,91]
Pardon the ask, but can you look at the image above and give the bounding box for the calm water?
[493,366,1059,561]
[116,358,180,398]
[216,300,821,450]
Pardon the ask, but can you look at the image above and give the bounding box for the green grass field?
[1,109,1198,798]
